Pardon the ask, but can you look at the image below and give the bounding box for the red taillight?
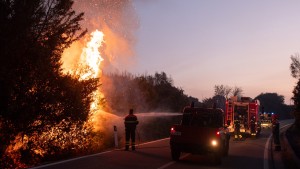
[170,127,182,136]
[216,131,220,137]
[170,127,175,135]
[171,127,175,133]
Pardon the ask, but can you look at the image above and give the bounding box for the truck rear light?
[170,127,176,134]
[170,127,181,136]
[211,139,218,146]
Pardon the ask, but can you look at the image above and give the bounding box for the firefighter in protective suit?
[250,116,256,136]
[234,118,242,140]
[272,114,281,150]
[124,109,139,151]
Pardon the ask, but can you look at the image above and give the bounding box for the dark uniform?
[272,114,281,151]
[250,117,256,136]
[234,119,242,140]
[124,109,139,151]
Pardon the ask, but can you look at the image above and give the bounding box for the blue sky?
[125,1,300,104]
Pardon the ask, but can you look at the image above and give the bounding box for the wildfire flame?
[76,30,105,119]
[62,29,107,130]
[78,30,104,80]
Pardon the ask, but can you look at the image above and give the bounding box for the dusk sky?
[127,0,300,104]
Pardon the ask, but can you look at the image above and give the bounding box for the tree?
[102,72,190,113]
[214,85,232,99]
[0,0,96,167]
[290,54,300,128]
[290,53,300,79]
[232,86,243,97]
[214,85,244,100]
[292,81,300,127]
[255,93,292,120]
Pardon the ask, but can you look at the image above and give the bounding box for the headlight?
[211,140,218,146]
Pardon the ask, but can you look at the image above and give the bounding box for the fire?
[77,30,104,80]
[62,29,106,130]
[76,30,105,121]
[61,28,125,132]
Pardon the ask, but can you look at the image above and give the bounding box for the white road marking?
[31,150,114,169]
[137,138,169,146]
[157,153,190,169]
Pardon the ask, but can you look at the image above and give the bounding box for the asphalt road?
[32,120,294,169]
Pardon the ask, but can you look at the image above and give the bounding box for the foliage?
[290,54,300,128]
[201,95,226,111]
[290,53,300,79]
[0,0,98,168]
[232,86,243,97]
[292,80,300,127]
[214,85,231,99]
[255,93,293,120]
[102,72,192,115]
[214,85,243,99]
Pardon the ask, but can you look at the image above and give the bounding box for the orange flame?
[61,29,123,133]
[78,30,104,80]
[61,29,106,131]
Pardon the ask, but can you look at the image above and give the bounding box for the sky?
[120,0,300,104]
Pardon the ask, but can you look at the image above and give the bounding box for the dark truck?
[170,107,230,164]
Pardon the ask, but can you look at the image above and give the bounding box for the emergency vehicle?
[170,107,230,164]
[260,113,272,128]
[225,96,261,136]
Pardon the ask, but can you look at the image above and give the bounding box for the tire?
[171,147,181,161]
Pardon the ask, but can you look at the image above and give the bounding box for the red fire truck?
[225,96,261,136]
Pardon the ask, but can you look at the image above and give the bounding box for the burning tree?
[0,0,98,168]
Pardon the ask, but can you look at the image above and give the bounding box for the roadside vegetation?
[286,54,300,161]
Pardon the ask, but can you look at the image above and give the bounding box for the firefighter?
[250,116,256,136]
[234,117,242,140]
[124,109,139,151]
[272,114,281,151]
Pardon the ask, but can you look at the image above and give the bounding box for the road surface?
[32,119,294,169]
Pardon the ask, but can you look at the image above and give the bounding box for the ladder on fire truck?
[226,101,233,124]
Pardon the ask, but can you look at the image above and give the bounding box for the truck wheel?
[171,148,181,161]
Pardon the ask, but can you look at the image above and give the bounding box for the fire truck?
[225,96,261,136]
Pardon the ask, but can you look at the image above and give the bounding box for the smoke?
[70,0,139,71]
